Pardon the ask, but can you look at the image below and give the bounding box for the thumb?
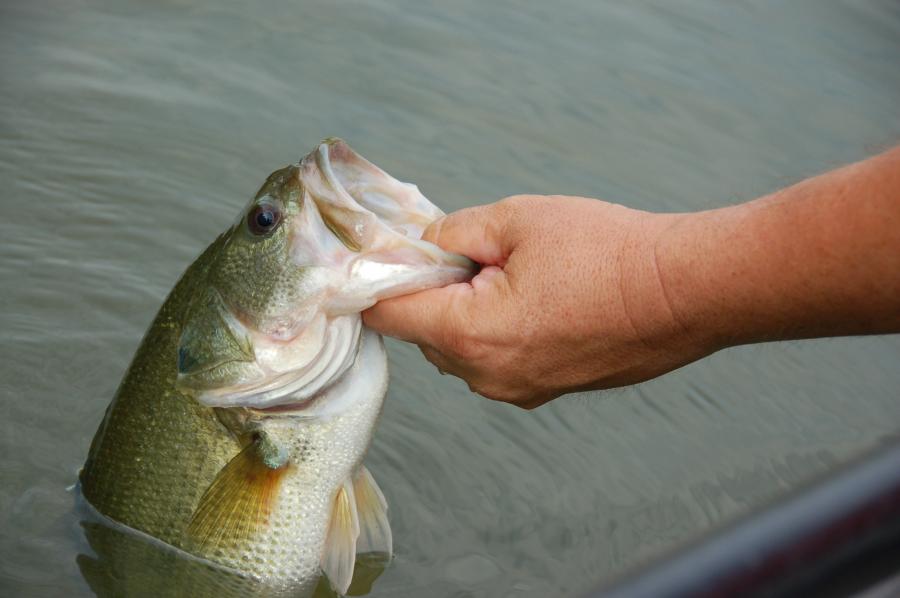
[362,282,473,347]
[364,201,514,344]
[424,202,514,266]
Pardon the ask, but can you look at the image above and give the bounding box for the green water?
[1,1,899,596]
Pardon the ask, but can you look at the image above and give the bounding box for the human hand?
[362,195,717,409]
[365,149,900,409]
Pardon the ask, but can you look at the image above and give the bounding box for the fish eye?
[247,200,282,236]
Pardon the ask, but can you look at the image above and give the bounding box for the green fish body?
[79,139,473,596]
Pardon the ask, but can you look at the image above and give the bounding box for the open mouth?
[299,138,476,302]
[311,137,445,241]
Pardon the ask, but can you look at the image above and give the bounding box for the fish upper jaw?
[297,138,477,313]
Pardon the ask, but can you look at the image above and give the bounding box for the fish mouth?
[301,138,477,307]
[314,137,443,240]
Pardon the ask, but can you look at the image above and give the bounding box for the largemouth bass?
[79,139,473,596]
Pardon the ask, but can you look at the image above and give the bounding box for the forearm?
[659,147,900,350]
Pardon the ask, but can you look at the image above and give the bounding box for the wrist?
[618,210,723,361]
[654,196,819,352]
[651,206,751,354]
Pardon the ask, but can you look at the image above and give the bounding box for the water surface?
[2,1,900,596]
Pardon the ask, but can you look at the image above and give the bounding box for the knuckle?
[500,194,537,207]
[419,345,453,376]
[470,381,518,404]
[438,309,488,363]
[493,195,555,238]
[495,195,529,220]
[458,334,487,363]
[469,382,504,402]
[503,194,552,212]
[439,325,470,360]
[464,369,552,408]
[419,345,440,366]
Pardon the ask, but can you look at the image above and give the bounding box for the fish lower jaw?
[235,328,388,421]
[193,315,364,412]
[207,386,332,421]
[250,394,321,415]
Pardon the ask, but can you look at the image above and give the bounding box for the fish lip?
[301,138,476,301]
[308,137,446,244]
[243,374,349,418]
[250,398,317,415]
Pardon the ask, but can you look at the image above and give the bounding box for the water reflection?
[76,493,388,598]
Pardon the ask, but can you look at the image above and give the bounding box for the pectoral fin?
[353,466,392,556]
[321,480,359,595]
[187,437,290,551]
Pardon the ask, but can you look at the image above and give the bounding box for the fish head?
[174,138,474,410]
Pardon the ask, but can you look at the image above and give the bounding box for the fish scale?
[82,238,240,544]
[79,139,475,596]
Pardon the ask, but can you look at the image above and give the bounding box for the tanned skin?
[364,147,900,409]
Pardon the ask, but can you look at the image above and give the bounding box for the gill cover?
[176,286,257,391]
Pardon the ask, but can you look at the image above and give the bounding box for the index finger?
[423,202,516,267]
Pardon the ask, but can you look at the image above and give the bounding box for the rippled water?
[2,1,900,596]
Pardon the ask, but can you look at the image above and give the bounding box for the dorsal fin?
[321,480,359,595]
[353,466,392,557]
[187,438,291,551]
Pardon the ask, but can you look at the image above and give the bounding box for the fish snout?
[300,138,477,310]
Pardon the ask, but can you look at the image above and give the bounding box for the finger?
[362,282,472,346]
[424,203,515,266]
[364,260,511,346]
[471,265,503,292]
[421,345,489,397]
[514,394,556,410]
[419,345,461,378]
